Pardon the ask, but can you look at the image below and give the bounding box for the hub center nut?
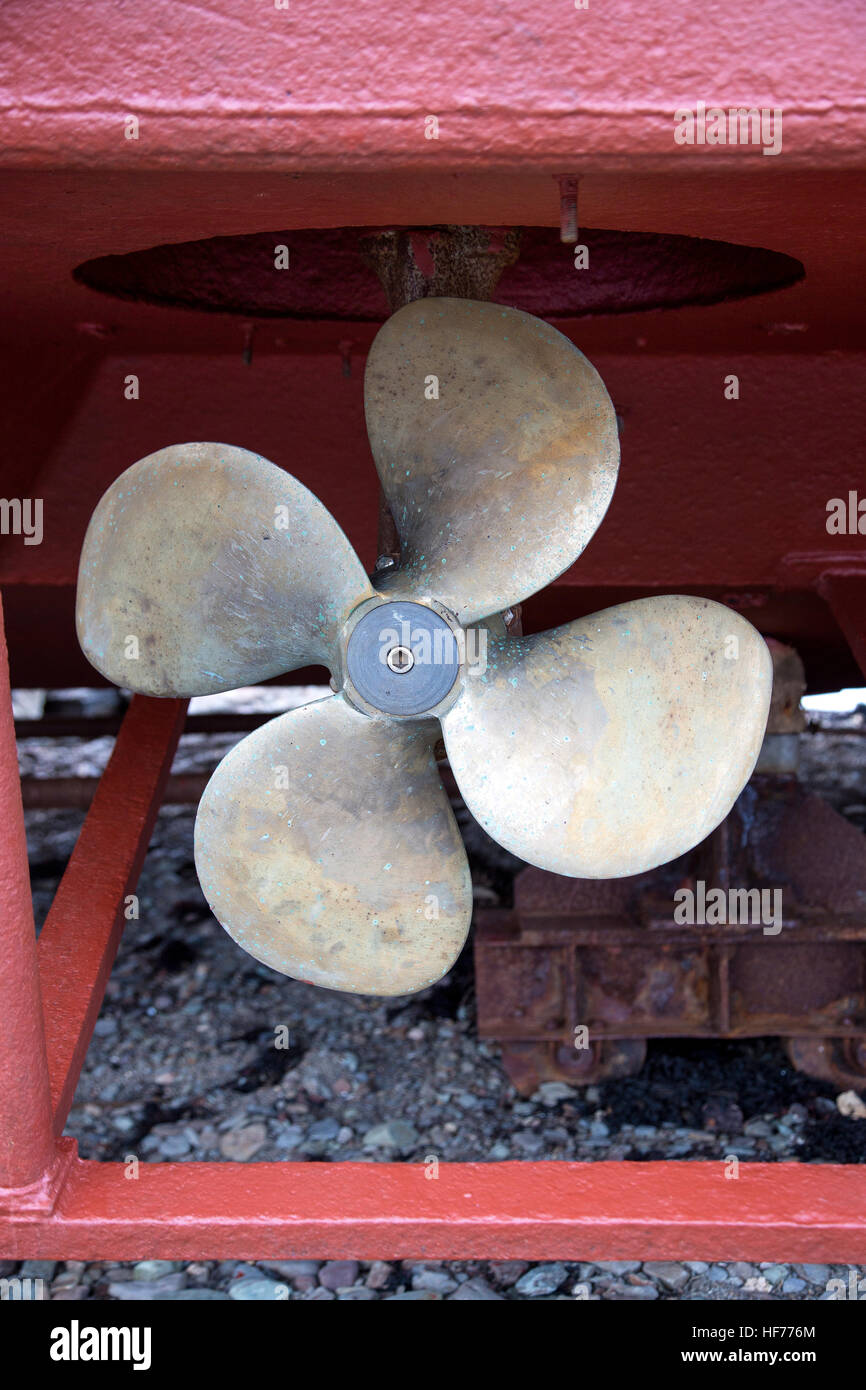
[386,644,415,674]
[346,600,461,716]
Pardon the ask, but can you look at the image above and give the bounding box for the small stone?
[362,1120,419,1151]
[642,1261,689,1290]
[384,1290,441,1300]
[513,1130,545,1155]
[261,1260,321,1280]
[220,1122,267,1161]
[783,1104,808,1124]
[449,1277,502,1301]
[366,1260,392,1290]
[729,1262,759,1281]
[229,1279,285,1301]
[768,1135,793,1154]
[274,1125,304,1151]
[300,1286,335,1300]
[706,1265,730,1283]
[798,1263,830,1285]
[744,1120,773,1137]
[514,1263,569,1296]
[761,1263,789,1286]
[159,1133,191,1157]
[594,1261,641,1275]
[226,1262,263,1284]
[701,1097,744,1132]
[307,1117,340,1142]
[412,1269,457,1294]
[319,1260,359,1291]
[338,1287,377,1299]
[165,1289,230,1300]
[19,1260,57,1281]
[532,1082,576,1107]
[109,1274,186,1299]
[744,1276,772,1293]
[782,1277,806,1293]
[133,1260,180,1281]
[605,1282,658,1300]
[543,1126,570,1146]
[837,1090,866,1119]
[51,1287,90,1300]
[488,1260,529,1289]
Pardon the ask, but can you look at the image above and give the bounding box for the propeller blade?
[441,596,772,877]
[194,694,472,995]
[76,442,374,697]
[365,297,619,623]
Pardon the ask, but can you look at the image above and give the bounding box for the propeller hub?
[385,644,415,674]
[345,600,461,717]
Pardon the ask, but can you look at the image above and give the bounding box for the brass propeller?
[440,597,772,878]
[366,298,619,623]
[77,442,374,698]
[194,695,471,997]
[76,299,772,996]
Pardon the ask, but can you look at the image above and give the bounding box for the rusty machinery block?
[476,643,866,1093]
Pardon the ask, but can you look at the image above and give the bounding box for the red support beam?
[36,694,187,1134]
[4,1148,866,1263]
[820,572,866,683]
[0,593,54,1191]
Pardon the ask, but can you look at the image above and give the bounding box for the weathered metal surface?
[765,638,807,734]
[786,1037,866,1093]
[499,1038,647,1093]
[194,694,472,996]
[359,226,522,312]
[366,297,620,624]
[76,442,374,698]
[444,596,772,877]
[477,773,866,1092]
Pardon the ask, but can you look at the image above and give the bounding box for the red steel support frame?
[2,592,866,1262]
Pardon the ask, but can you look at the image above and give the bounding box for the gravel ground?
[6,688,866,1302]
